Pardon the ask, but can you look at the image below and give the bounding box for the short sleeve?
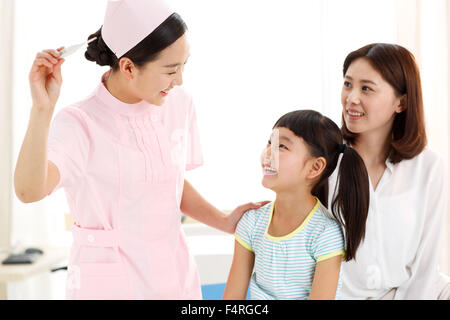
[234,209,257,252]
[47,107,90,195]
[312,220,345,263]
[185,99,203,171]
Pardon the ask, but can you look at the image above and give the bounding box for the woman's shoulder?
[160,87,196,124]
[417,146,444,163]
[52,103,91,130]
[389,147,447,192]
[399,146,445,173]
[54,86,100,121]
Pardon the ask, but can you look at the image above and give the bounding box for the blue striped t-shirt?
[235,198,345,300]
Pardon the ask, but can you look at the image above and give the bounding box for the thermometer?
[59,37,97,59]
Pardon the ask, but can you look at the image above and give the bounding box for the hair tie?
[338,143,347,154]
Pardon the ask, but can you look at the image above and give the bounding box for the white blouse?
[328,147,448,299]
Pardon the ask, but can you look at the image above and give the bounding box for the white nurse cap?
[101,0,174,58]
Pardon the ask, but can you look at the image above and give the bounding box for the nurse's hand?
[29,47,65,111]
[226,201,271,234]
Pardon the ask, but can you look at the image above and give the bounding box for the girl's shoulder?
[235,202,273,247]
[241,202,273,225]
[316,203,339,222]
[305,203,343,235]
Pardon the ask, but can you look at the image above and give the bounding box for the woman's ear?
[395,94,407,113]
[307,157,327,180]
[119,57,136,80]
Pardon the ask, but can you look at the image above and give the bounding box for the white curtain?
[394,0,450,275]
[0,0,13,250]
[6,0,450,298]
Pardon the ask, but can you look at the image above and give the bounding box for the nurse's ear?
[118,57,137,80]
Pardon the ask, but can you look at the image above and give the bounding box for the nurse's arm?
[180,180,268,234]
[222,240,254,299]
[14,107,61,203]
[14,48,63,203]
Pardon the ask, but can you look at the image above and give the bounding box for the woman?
[13,0,267,299]
[329,43,449,299]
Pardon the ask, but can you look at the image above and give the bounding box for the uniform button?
[87,235,95,243]
[151,115,158,122]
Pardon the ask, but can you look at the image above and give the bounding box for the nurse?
[329,43,450,299]
[14,0,268,299]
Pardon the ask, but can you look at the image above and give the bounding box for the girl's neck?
[274,190,317,220]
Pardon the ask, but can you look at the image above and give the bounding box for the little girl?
[223,109,370,300]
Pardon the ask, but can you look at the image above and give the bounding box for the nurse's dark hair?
[85,12,187,70]
[341,43,427,164]
[274,110,370,261]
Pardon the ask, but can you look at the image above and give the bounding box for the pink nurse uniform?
[47,71,204,299]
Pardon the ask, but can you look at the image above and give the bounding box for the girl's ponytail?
[331,145,370,261]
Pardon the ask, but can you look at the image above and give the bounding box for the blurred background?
[0,0,449,299]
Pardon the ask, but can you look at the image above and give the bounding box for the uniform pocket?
[67,262,132,300]
[69,226,131,299]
